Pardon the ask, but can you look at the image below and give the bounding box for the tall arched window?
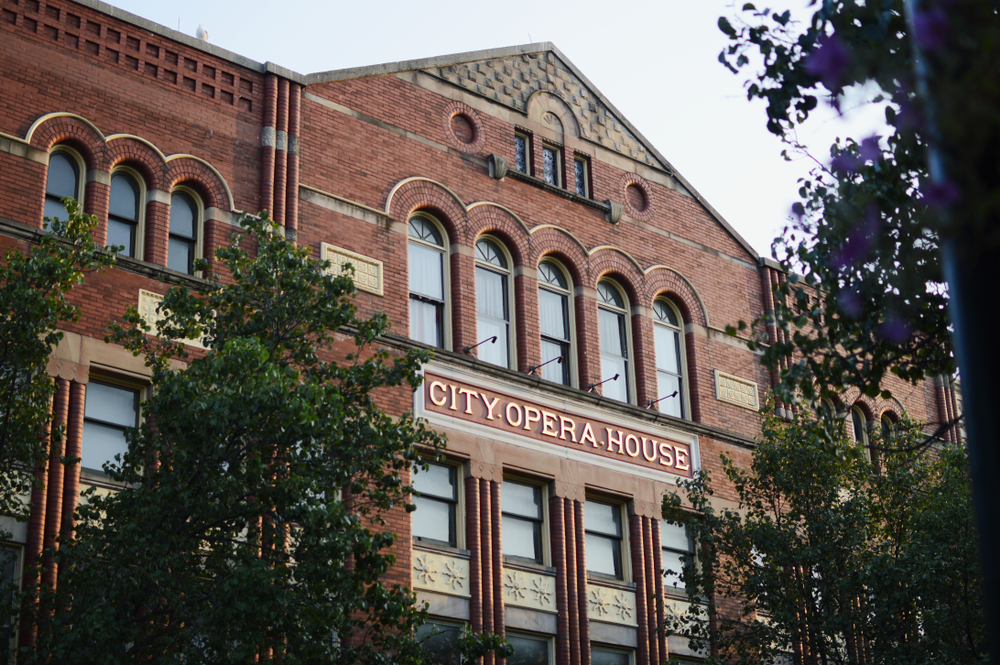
[597,280,630,403]
[475,238,512,368]
[653,299,685,418]
[408,214,447,348]
[168,190,201,275]
[44,148,83,222]
[538,260,572,386]
[108,170,143,258]
[851,405,872,462]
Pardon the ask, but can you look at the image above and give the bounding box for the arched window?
[108,170,143,258]
[653,299,685,418]
[538,260,572,386]
[851,405,872,462]
[597,280,630,403]
[168,190,201,275]
[880,412,896,438]
[44,148,83,222]
[408,214,447,348]
[475,237,513,368]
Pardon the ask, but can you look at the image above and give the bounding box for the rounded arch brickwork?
[617,172,655,222]
[527,228,589,286]
[164,158,231,212]
[105,137,165,190]
[642,268,708,327]
[385,178,469,243]
[443,101,487,154]
[467,205,529,266]
[588,248,644,301]
[30,115,105,169]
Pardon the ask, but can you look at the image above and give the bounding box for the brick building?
[0,0,965,662]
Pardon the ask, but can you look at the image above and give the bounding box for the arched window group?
[44,145,203,276]
[406,213,690,418]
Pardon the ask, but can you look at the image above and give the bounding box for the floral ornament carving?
[414,554,437,585]
[505,572,528,601]
[442,560,467,591]
[531,577,553,606]
[589,588,611,616]
[612,592,633,621]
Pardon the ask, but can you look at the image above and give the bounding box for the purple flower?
[915,9,949,52]
[878,315,911,344]
[831,153,860,175]
[805,35,851,91]
[859,135,881,163]
[922,180,960,208]
[838,290,863,318]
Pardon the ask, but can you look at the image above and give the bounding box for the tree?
[24,214,504,664]
[717,2,1000,648]
[663,405,987,665]
[0,201,113,643]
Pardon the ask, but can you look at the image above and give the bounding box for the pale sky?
[103,0,882,260]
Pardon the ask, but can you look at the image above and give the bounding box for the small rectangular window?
[507,633,551,665]
[591,646,632,665]
[413,462,459,547]
[515,132,531,174]
[574,156,589,197]
[82,381,139,474]
[502,480,544,564]
[416,621,463,665]
[661,519,694,592]
[585,499,625,579]
[542,144,561,187]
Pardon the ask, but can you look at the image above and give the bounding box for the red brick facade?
[0,0,962,662]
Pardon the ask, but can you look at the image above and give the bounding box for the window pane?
[598,309,626,357]
[538,261,567,289]
[408,217,443,245]
[515,135,528,174]
[47,153,78,199]
[410,298,442,347]
[543,147,558,185]
[502,481,541,518]
[81,420,128,472]
[540,340,568,385]
[502,514,542,561]
[476,316,509,368]
[168,238,193,274]
[169,192,196,238]
[600,355,628,402]
[109,173,139,220]
[586,501,621,536]
[597,282,623,308]
[507,635,549,665]
[574,160,587,196]
[852,409,866,443]
[653,300,679,326]
[44,198,69,221]
[413,463,456,500]
[416,623,462,665]
[661,521,691,552]
[409,242,444,300]
[476,267,507,321]
[107,218,135,257]
[476,240,507,268]
[656,372,682,418]
[539,289,568,340]
[662,549,686,590]
[654,325,680,374]
[586,533,622,578]
[84,382,137,427]
[592,647,631,665]
[412,496,454,544]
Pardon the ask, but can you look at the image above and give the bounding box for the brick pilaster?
[565,498,580,665]
[466,476,483,634]
[60,380,85,540]
[550,496,570,665]
[630,514,649,665]
[42,378,70,589]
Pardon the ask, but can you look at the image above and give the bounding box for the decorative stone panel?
[137,289,205,349]
[714,370,760,411]
[426,52,663,169]
[502,568,557,613]
[586,583,638,626]
[320,243,383,296]
[412,550,471,598]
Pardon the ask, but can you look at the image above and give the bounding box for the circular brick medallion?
[443,102,486,153]
[619,173,655,221]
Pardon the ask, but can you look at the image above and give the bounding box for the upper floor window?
[408,214,448,349]
[412,461,459,548]
[585,499,625,580]
[108,170,143,259]
[168,190,201,275]
[661,519,694,592]
[501,480,545,564]
[597,281,630,403]
[515,131,531,174]
[416,621,463,665]
[574,155,589,198]
[81,381,139,474]
[507,633,551,665]
[538,260,572,386]
[475,238,512,369]
[591,646,633,665]
[542,144,561,187]
[44,148,83,222]
[851,406,872,462]
[653,299,685,418]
